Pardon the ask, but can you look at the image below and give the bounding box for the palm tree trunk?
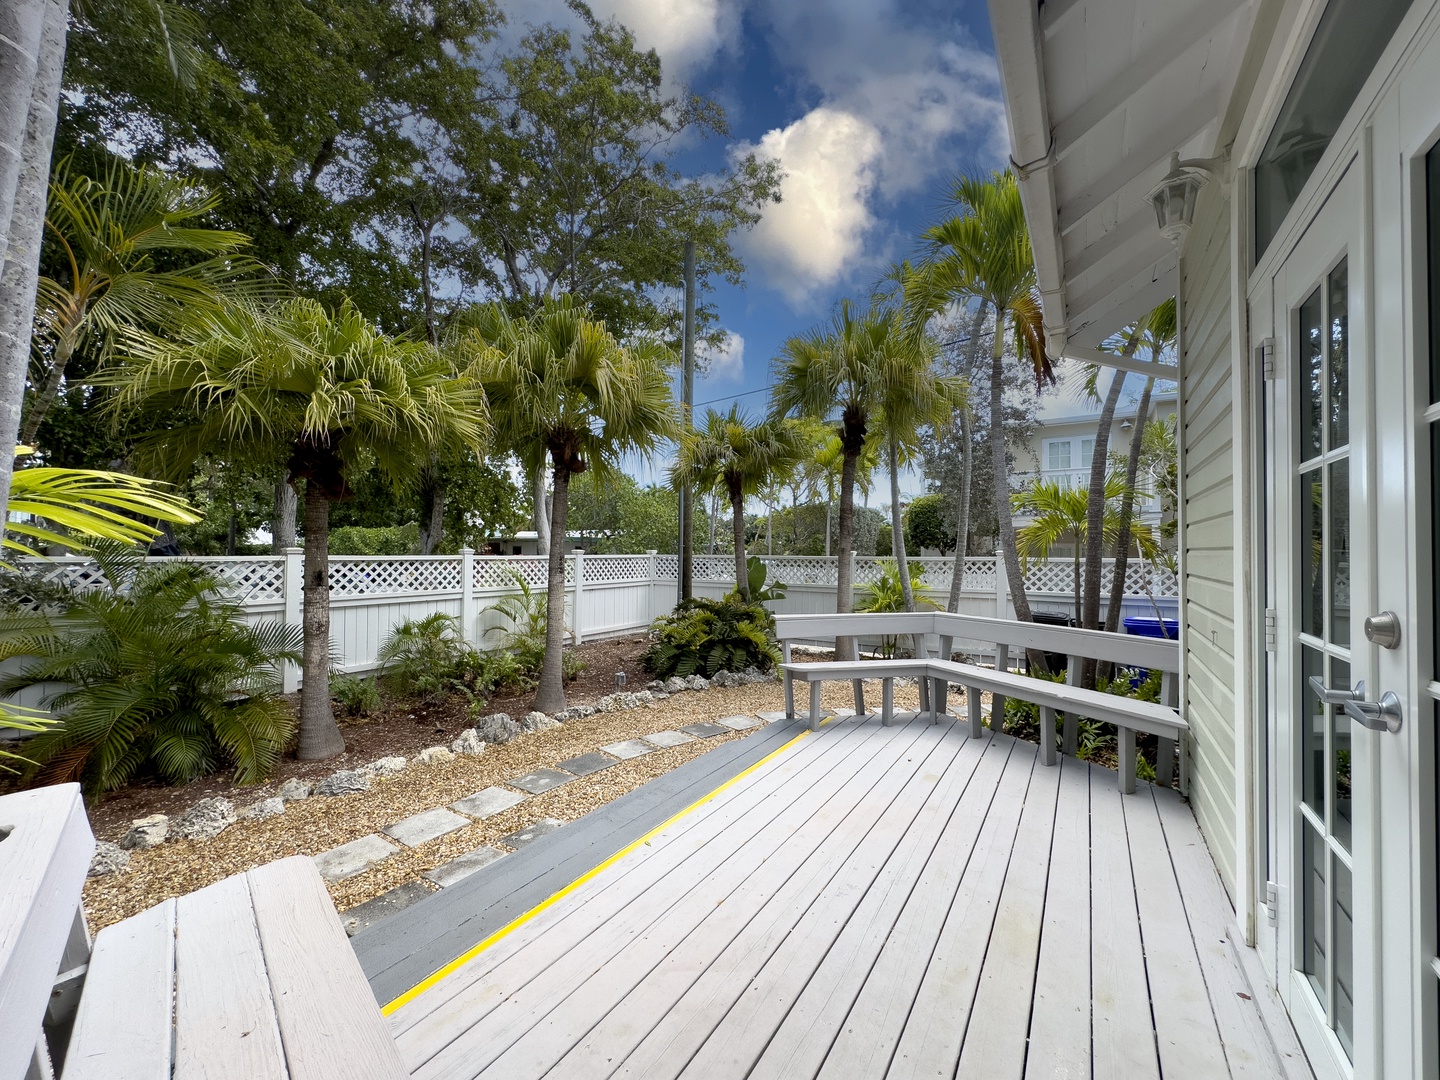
[990,322,1033,626]
[730,484,748,597]
[1080,366,1126,636]
[835,443,859,660]
[532,465,550,555]
[0,0,47,268]
[272,472,296,553]
[417,460,444,554]
[297,481,345,760]
[20,320,75,444]
[1106,376,1156,633]
[0,0,64,511]
[889,436,915,613]
[534,462,571,715]
[946,301,986,612]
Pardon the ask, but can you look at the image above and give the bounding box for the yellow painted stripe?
[380,723,818,1015]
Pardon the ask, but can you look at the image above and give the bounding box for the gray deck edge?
[352,717,806,1005]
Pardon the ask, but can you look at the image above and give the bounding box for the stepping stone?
[600,739,655,759]
[312,834,397,882]
[451,786,526,819]
[384,807,469,848]
[558,751,617,777]
[643,730,695,748]
[501,818,562,849]
[715,714,761,731]
[509,768,573,795]
[756,711,791,723]
[679,722,728,738]
[340,881,430,936]
[424,845,506,888]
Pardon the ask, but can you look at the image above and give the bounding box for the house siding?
[1180,185,1239,901]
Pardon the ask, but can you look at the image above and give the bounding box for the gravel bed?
[82,679,924,930]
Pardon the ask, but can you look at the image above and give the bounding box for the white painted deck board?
[391,719,1312,1080]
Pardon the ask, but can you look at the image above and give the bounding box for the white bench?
[1,784,406,1079]
[775,611,1184,795]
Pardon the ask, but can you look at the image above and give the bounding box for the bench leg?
[810,681,823,732]
[918,675,930,717]
[934,679,949,718]
[1156,736,1175,788]
[784,670,795,720]
[967,685,983,739]
[882,678,894,726]
[992,644,1009,729]
[1039,706,1057,766]
[1119,726,1136,794]
[852,679,866,717]
[1062,713,1079,757]
[1178,733,1189,796]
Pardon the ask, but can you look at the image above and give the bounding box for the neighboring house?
[482,531,584,556]
[989,0,1433,1073]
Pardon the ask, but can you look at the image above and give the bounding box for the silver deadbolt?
[1363,610,1402,650]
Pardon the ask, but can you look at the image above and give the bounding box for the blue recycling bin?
[1121,616,1179,687]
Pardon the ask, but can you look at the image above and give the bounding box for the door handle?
[1343,692,1404,734]
[1307,675,1365,704]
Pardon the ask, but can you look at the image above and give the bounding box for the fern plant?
[0,550,301,797]
[329,673,381,717]
[377,613,476,702]
[642,594,780,679]
[486,568,550,673]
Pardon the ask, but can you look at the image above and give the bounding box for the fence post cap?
[646,549,657,555]
[459,546,474,555]
[284,546,303,554]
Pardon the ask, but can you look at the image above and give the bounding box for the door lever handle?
[1343,692,1404,734]
[1307,675,1366,704]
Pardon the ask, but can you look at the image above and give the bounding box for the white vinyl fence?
[14,549,1178,693]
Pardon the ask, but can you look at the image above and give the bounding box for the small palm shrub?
[856,561,937,657]
[486,569,585,683]
[330,673,381,717]
[642,594,780,679]
[377,613,476,702]
[0,552,302,797]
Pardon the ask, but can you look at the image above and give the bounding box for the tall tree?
[672,405,804,597]
[458,297,676,714]
[107,298,488,759]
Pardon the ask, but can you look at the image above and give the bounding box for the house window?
[1041,437,1095,489]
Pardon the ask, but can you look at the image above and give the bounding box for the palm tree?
[456,297,677,715]
[772,300,895,658]
[907,170,1055,643]
[1014,473,1158,619]
[106,298,488,760]
[672,405,805,598]
[22,158,270,445]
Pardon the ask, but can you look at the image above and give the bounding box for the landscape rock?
[315,769,371,797]
[555,705,596,722]
[645,680,666,692]
[741,666,773,683]
[171,797,237,841]
[89,841,130,877]
[520,711,559,733]
[710,670,741,688]
[239,797,286,821]
[474,712,519,744]
[663,676,688,694]
[684,674,710,691]
[278,778,312,801]
[651,690,670,699]
[451,729,486,755]
[417,745,455,765]
[120,814,169,850]
[361,755,407,776]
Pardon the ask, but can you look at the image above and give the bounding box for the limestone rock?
[684,674,710,691]
[278,778,312,801]
[645,680,666,692]
[474,712,519,744]
[451,729,486,755]
[171,797,236,841]
[315,769,370,797]
[89,841,130,877]
[663,676,688,694]
[417,745,455,765]
[520,711,559,733]
[239,797,286,821]
[361,755,407,776]
[120,814,168,850]
[556,704,596,722]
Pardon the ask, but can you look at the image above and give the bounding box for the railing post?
[282,546,302,693]
[572,549,585,645]
[459,547,476,646]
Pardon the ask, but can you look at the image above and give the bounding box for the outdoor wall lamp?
[1145,151,1228,245]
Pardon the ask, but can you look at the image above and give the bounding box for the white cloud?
[586,0,742,77]
[702,329,746,380]
[733,107,884,306]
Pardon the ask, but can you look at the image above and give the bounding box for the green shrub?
[330,673,381,717]
[377,613,476,701]
[0,551,302,796]
[485,569,549,672]
[642,594,779,679]
[328,523,420,555]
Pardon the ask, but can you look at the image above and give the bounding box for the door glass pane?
[1328,261,1349,448]
[1330,459,1350,645]
[1429,145,1440,404]
[1303,822,1329,1006]
[1302,468,1324,637]
[1303,646,1325,816]
[1048,441,1069,471]
[1334,857,1354,1057]
[1300,286,1324,461]
[1331,655,1353,851]
[1081,438,1095,466]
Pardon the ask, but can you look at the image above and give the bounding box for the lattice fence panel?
[474,557,549,590]
[1024,561,1076,595]
[692,555,736,582]
[759,557,839,587]
[961,558,998,591]
[203,560,286,602]
[653,554,679,579]
[584,555,650,584]
[328,557,460,597]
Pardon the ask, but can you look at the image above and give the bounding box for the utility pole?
[679,240,696,602]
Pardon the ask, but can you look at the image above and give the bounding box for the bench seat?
[780,659,938,730]
[64,856,406,1080]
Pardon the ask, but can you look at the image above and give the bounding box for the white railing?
[4,550,1177,693]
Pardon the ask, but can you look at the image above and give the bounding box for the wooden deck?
[385,716,1312,1080]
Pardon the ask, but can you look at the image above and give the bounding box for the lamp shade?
[1146,153,1208,246]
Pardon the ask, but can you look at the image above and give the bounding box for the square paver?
[643,730,695,748]
[451,786,526,819]
[424,845,506,888]
[509,768,573,795]
[600,739,655,759]
[715,714,762,731]
[340,881,431,936]
[313,834,398,882]
[756,711,791,723]
[383,807,470,848]
[558,751,617,777]
[501,818,563,849]
[679,722,729,738]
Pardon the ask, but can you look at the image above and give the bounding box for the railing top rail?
[774,610,1180,671]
